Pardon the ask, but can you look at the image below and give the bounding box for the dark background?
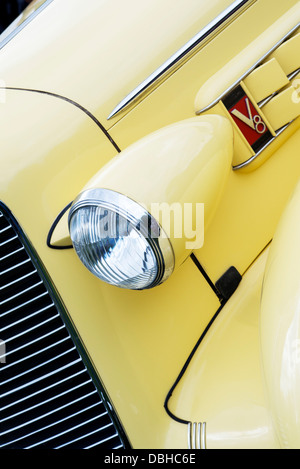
[0,0,32,34]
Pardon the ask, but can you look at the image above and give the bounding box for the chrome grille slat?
[4,325,66,359]
[1,379,95,423]
[0,234,18,246]
[24,411,111,449]
[2,303,55,331]
[0,246,25,262]
[54,422,115,449]
[1,369,88,412]
[2,291,49,316]
[84,433,120,449]
[2,258,31,275]
[1,404,105,448]
[2,358,83,398]
[3,336,70,370]
[1,280,44,306]
[1,396,102,438]
[0,224,12,234]
[0,207,126,449]
[2,346,77,385]
[1,268,38,290]
[4,313,61,345]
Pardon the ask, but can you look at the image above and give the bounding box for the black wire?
[46,201,73,250]
[190,252,224,303]
[164,301,226,425]
[3,87,121,153]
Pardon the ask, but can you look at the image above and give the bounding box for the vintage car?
[1,0,300,450]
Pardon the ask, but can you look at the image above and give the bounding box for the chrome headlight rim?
[68,188,175,289]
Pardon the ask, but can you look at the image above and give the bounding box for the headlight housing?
[67,116,233,290]
[69,188,175,290]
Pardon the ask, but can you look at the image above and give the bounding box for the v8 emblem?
[222,85,271,152]
[231,98,267,134]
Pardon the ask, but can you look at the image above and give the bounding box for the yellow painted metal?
[243,58,290,104]
[0,90,116,220]
[235,117,300,171]
[108,0,300,284]
[193,126,300,282]
[49,209,71,248]
[194,3,300,114]
[269,31,300,75]
[78,116,233,268]
[262,86,300,131]
[170,247,280,449]
[0,89,220,448]
[0,0,244,129]
[261,181,300,449]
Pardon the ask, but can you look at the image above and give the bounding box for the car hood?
[0,0,238,130]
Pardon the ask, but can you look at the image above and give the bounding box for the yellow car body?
[1,0,300,449]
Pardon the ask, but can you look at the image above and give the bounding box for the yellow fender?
[261,180,300,449]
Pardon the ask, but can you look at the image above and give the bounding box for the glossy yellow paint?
[261,181,300,449]
[194,4,300,113]
[269,31,300,75]
[0,88,221,448]
[262,86,300,130]
[108,0,300,284]
[171,246,280,449]
[242,58,290,104]
[1,0,300,450]
[79,116,233,268]
[0,0,245,128]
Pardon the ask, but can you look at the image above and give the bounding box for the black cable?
[3,87,121,153]
[164,302,226,425]
[46,201,73,250]
[190,253,224,303]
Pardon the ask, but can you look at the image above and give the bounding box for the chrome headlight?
[69,188,175,290]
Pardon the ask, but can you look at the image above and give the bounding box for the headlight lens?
[69,189,174,290]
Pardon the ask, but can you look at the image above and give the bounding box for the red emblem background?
[229,96,268,147]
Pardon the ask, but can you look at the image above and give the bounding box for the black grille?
[0,207,127,449]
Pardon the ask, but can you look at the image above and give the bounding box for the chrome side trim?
[188,422,207,449]
[196,24,300,115]
[107,0,252,120]
[0,0,54,51]
[233,123,291,170]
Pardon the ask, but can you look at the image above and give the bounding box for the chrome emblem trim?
[188,422,207,450]
[195,24,300,116]
[107,0,254,120]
